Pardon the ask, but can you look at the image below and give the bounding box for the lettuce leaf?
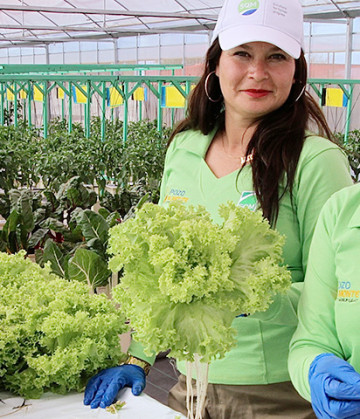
[0,251,128,398]
[110,201,291,363]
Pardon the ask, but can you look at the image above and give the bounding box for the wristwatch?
[124,355,151,375]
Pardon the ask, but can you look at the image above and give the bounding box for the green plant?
[335,130,360,182]
[2,100,23,126]
[43,191,149,291]
[39,122,97,190]
[0,251,128,399]
[0,124,41,192]
[110,201,291,363]
[110,201,291,419]
[0,176,151,291]
[99,179,154,218]
[0,177,97,257]
[121,120,170,187]
[0,117,170,195]
[0,188,43,254]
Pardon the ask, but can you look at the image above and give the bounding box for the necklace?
[221,132,253,165]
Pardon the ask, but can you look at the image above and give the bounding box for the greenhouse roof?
[0,0,359,49]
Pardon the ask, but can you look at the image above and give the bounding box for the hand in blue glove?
[84,364,146,409]
[309,353,360,419]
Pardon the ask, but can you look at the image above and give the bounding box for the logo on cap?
[238,0,259,16]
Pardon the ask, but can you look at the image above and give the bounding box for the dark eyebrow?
[238,43,285,54]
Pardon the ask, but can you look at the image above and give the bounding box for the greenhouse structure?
[0,1,360,418]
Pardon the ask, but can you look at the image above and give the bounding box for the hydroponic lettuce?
[0,251,128,399]
[109,201,291,363]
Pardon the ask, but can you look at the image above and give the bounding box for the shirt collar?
[176,127,217,157]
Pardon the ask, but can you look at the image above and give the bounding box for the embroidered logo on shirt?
[163,188,189,204]
[337,281,360,303]
[237,191,257,211]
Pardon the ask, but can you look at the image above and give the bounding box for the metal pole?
[14,84,18,128]
[43,83,48,138]
[171,69,176,128]
[0,83,4,125]
[344,84,353,144]
[157,81,162,134]
[61,93,65,121]
[345,18,353,79]
[68,81,73,133]
[45,45,51,123]
[85,80,91,138]
[27,81,32,127]
[138,70,143,122]
[113,41,119,121]
[101,81,106,142]
[123,82,128,146]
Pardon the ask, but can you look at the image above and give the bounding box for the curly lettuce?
[109,201,291,363]
[0,251,128,399]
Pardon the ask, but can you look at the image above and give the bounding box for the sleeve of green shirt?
[294,139,353,278]
[257,139,352,324]
[288,193,346,402]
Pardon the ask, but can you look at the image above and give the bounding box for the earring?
[295,85,306,102]
[204,71,222,103]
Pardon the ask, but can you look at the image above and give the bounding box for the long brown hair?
[169,39,334,224]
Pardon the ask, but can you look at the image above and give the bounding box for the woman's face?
[215,41,296,123]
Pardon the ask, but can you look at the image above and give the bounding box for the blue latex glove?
[309,353,360,419]
[84,364,146,409]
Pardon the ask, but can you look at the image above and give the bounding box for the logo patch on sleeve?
[337,281,360,303]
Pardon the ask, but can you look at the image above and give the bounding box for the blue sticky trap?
[161,86,166,107]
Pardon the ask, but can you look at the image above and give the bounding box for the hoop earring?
[204,71,222,103]
[295,85,306,102]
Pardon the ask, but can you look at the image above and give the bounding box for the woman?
[84,0,353,417]
[289,183,360,419]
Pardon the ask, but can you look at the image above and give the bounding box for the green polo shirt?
[130,128,352,384]
[289,183,360,401]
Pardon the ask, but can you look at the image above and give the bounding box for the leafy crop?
[335,130,360,181]
[109,201,291,363]
[0,118,170,193]
[0,251,128,399]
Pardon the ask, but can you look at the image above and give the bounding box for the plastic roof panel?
[0,0,358,48]
[115,0,184,13]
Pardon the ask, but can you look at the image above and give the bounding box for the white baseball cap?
[211,0,304,59]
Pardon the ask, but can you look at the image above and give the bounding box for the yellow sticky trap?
[34,85,44,102]
[325,88,346,107]
[6,85,15,101]
[57,87,65,99]
[133,87,145,101]
[75,86,87,104]
[166,86,186,108]
[109,86,124,108]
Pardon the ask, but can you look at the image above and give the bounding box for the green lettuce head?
[0,251,128,399]
[110,201,291,363]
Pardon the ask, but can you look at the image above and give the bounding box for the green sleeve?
[128,338,157,365]
[159,137,177,204]
[288,200,344,401]
[256,143,352,325]
[294,144,352,278]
